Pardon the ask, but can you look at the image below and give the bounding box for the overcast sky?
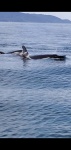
[22,12,71,21]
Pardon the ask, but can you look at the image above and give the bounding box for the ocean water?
[0,22,71,138]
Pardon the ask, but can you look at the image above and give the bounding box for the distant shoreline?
[0,12,71,23]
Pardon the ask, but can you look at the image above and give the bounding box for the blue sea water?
[0,22,71,138]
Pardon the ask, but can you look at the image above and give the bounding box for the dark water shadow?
[21,57,30,67]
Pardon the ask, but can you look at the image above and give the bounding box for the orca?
[7,45,31,59]
[0,51,5,54]
[21,46,66,61]
[30,54,66,61]
[0,45,66,61]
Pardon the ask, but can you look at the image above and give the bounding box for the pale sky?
[22,12,71,21]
